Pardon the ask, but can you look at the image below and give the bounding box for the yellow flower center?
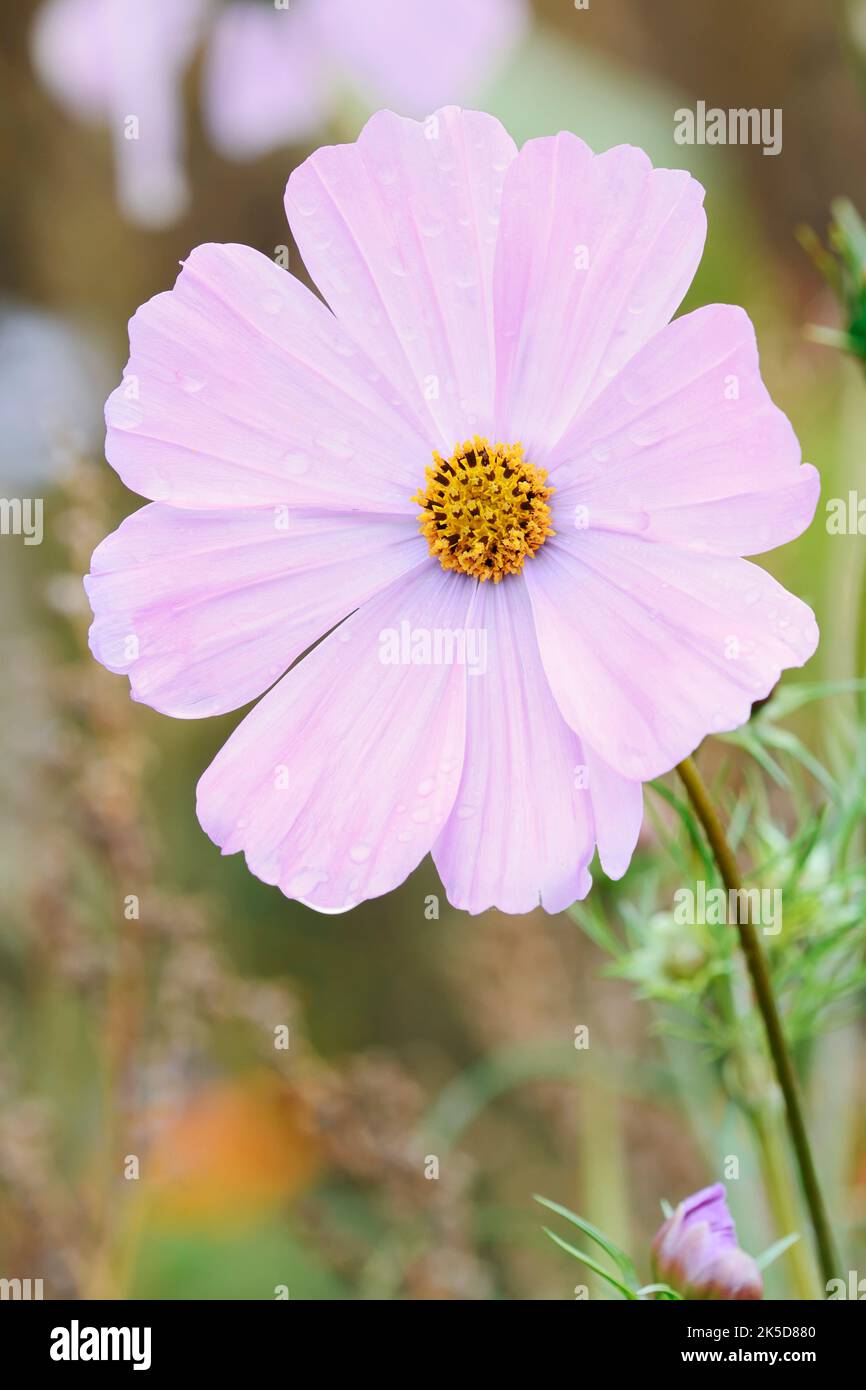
[413,436,555,583]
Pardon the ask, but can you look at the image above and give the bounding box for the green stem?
[677,754,841,1295]
[751,1102,821,1300]
[713,960,819,1298]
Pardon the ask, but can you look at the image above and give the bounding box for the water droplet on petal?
[292,187,321,217]
[290,868,329,896]
[314,430,354,460]
[281,452,311,477]
[629,424,666,448]
[111,398,144,430]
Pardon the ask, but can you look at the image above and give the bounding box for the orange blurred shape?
[144,1074,321,1227]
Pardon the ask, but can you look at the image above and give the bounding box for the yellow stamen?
[413,436,555,583]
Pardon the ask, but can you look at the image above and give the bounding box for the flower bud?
[652,1183,763,1300]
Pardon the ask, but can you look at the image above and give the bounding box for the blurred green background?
[2,0,866,1300]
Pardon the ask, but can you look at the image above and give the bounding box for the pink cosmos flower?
[652,1183,764,1300]
[85,107,819,914]
[31,0,526,222]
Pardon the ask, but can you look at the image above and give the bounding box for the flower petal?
[493,134,706,458]
[547,305,819,555]
[105,242,430,510]
[433,578,641,913]
[85,504,425,718]
[582,740,643,881]
[203,2,331,159]
[197,563,475,911]
[285,106,517,449]
[526,533,819,782]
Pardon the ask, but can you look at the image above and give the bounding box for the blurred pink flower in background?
[31,0,528,223]
[31,0,207,227]
[204,0,529,158]
[85,108,818,915]
[653,1184,764,1300]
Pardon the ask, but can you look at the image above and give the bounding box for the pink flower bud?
[652,1183,763,1300]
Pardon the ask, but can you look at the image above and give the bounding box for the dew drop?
[179,373,206,394]
[629,425,666,448]
[292,192,320,217]
[281,452,311,477]
[290,867,329,896]
[111,398,144,430]
[349,843,371,864]
[314,431,354,460]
